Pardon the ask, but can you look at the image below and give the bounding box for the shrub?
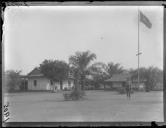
[63,89,85,101]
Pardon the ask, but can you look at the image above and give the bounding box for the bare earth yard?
[3,90,163,122]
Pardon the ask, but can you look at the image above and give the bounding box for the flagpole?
[137,9,151,87]
[137,7,140,86]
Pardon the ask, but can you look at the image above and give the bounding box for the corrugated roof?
[105,73,131,82]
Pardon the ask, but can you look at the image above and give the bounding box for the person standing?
[126,80,131,99]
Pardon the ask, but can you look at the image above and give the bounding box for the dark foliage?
[39,59,69,84]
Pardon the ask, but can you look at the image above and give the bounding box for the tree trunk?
[81,75,86,91]
[81,79,84,90]
[74,79,79,91]
[60,80,63,90]
[51,80,55,92]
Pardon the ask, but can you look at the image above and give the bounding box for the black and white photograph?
[2,4,164,123]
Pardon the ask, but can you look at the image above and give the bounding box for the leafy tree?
[69,50,96,91]
[89,62,108,89]
[39,59,69,89]
[145,66,163,91]
[107,62,124,77]
[5,70,22,92]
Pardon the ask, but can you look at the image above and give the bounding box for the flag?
[140,11,152,29]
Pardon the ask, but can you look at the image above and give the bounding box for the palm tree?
[69,50,96,91]
[107,62,124,78]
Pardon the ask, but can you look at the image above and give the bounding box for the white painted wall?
[28,77,50,90]
[28,77,74,91]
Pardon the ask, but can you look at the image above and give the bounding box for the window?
[34,80,37,87]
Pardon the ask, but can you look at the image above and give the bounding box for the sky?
[3,6,163,75]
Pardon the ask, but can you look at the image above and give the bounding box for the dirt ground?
[3,90,163,122]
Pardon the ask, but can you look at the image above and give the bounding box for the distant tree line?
[5,50,163,92]
[129,67,163,92]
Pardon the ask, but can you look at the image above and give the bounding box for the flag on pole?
[140,11,152,29]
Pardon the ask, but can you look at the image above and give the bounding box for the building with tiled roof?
[105,73,131,90]
[105,73,147,91]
